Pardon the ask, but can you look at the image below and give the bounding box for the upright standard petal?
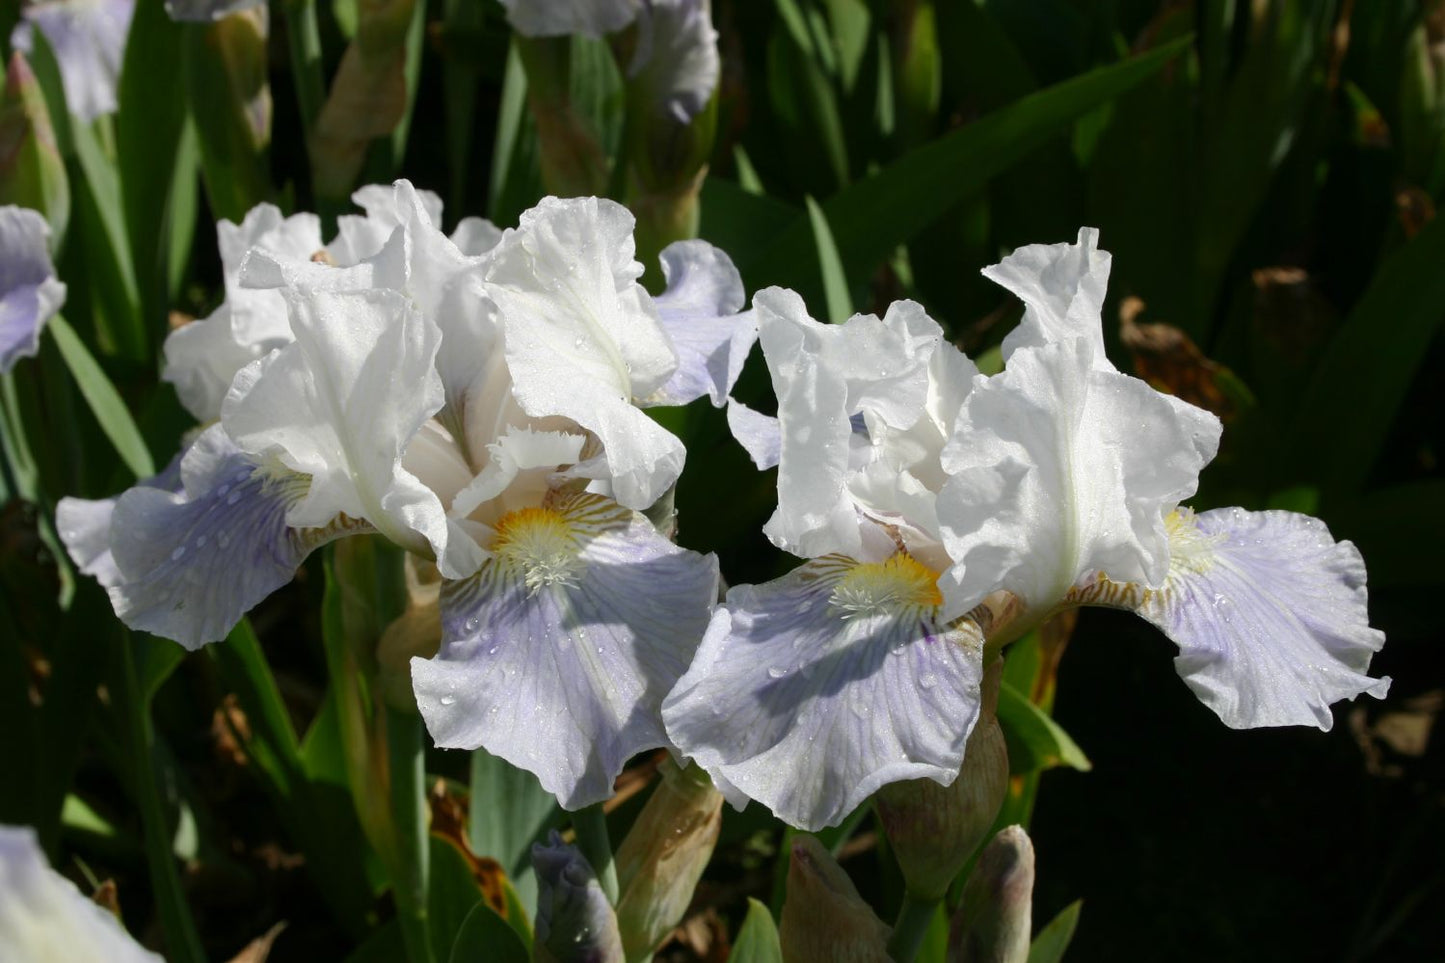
[0,205,66,373]
[984,227,1111,366]
[413,492,718,809]
[0,825,162,962]
[937,336,1220,623]
[499,0,641,38]
[663,554,983,831]
[10,0,134,122]
[1073,508,1390,730]
[222,286,484,578]
[486,196,684,510]
[755,288,940,560]
[64,426,364,649]
[645,239,756,408]
[162,203,323,421]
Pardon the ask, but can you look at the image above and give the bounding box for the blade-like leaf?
[1027,899,1083,963]
[468,748,561,918]
[1285,211,1445,499]
[729,898,783,963]
[997,681,1091,774]
[739,36,1192,302]
[448,900,529,963]
[805,196,851,322]
[47,314,153,479]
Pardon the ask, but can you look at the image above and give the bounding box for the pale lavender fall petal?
[725,398,780,470]
[412,492,718,809]
[663,556,983,831]
[0,206,66,373]
[62,426,365,649]
[645,239,755,408]
[1133,507,1391,730]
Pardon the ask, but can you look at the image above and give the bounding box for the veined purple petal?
[412,492,718,809]
[1119,508,1390,730]
[646,240,754,408]
[56,447,186,590]
[61,426,366,649]
[0,206,66,373]
[662,555,984,831]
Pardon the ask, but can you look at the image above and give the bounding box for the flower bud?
[613,760,722,961]
[184,6,273,222]
[947,825,1034,963]
[0,52,70,244]
[533,832,626,963]
[375,555,442,712]
[312,0,418,204]
[874,658,1008,900]
[779,834,891,963]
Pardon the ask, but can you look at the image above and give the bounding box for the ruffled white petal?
[0,206,66,373]
[222,286,484,578]
[486,196,683,510]
[937,336,1221,622]
[1130,508,1391,730]
[11,0,134,122]
[985,227,1111,368]
[755,289,941,559]
[646,239,755,408]
[450,427,589,524]
[0,824,162,962]
[163,204,323,421]
[628,0,720,123]
[725,398,780,470]
[63,426,362,649]
[663,556,983,831]
[450,216,504,256]
[327,182,445,267]
[500,0,641,38]
[413,493,718,809]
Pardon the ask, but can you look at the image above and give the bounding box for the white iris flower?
[664,229,1390,831]
[60,182,756,809]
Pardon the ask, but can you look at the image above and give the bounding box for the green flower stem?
[887,891,941,963]
[573,802,619,905]
[283,0,326,203]
[385,706,435,963]
[122,637,206,963]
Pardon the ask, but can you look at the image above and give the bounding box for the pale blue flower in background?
[163,0,262,22]
[0,206,65,373]
[499,0,642,38]
[628,0,720,124]
[10,0,134,122]
[0,825,161,962]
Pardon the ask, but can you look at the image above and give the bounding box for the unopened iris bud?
[533,832,626,963]
[947,825,1034,963]
[184,6,273,222]
[874,658,1008,900]
[779,834,891,963]
[613,760,722,961]
[375,556,441,712]
[312,0,418,204]
[0,52,70,244]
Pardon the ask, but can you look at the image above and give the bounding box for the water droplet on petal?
[170,545,186,561]
[463,617,481,633]
[919,673,938,689]
[439,695,456,706]
[226,491,243,506]
[767,666,788,679]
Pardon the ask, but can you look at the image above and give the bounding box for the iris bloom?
[0,205,65,373]
[0,824,160,961]
[10,0,134,122]
[60,182,756,809]
[664,230,1389,831]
